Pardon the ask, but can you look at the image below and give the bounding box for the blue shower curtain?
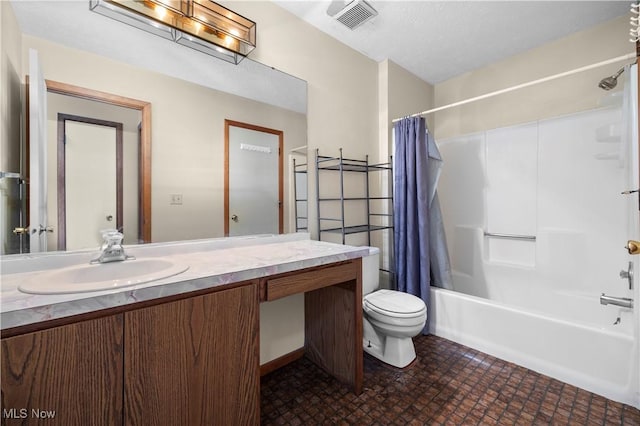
[394,116,452,333]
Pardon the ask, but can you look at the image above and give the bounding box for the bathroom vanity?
[0,234,366,425]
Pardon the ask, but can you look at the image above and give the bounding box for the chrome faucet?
[600,293,633,309]
[91,230,134,264]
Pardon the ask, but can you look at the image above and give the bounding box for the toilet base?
[363,322,417,368]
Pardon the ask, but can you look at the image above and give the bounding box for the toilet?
[362,247,427,368]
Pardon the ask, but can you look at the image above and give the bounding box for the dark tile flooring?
[261,335,640,425]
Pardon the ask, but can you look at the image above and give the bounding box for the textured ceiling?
[274,1,632,84]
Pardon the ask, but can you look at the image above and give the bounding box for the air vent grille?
[334,0,377,30]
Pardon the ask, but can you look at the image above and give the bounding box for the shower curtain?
[393,116,452,333]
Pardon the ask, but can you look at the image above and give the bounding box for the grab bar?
[483,232,536,241]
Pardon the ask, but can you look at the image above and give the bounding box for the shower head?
[598,67,625,90]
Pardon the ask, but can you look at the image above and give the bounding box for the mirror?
[4,1,307,254]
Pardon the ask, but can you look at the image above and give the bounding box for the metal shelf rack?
[292,158,308,232]
[315,148,394,280]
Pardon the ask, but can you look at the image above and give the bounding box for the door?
[225,120,283,236]
[28,49,49,252]
[58,114,123,250]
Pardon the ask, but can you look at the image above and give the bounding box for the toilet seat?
[363,290,427,328]
[364,290,426,317]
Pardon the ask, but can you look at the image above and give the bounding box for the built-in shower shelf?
[595,123,621,143]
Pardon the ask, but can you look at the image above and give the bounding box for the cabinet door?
[124,284,259,425]
[1,315,124,425]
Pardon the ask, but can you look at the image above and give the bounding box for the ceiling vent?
[327,0,378,30]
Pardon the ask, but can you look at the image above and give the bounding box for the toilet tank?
[362,246,380,295]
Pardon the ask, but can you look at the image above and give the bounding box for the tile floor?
[261,335,640,425]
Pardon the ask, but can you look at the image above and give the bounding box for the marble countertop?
[1,234,368,331]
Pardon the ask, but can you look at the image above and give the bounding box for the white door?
[28,49,48,252]
[227,122,281,236]
[65,121,117,250]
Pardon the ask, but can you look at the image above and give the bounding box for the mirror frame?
[34,80,152,244]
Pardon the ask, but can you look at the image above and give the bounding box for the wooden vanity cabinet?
[2,256,361,424]
[1,314,124,426]
[124,283,260,425]
[1,282,260,426]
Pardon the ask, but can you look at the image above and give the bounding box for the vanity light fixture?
[89,0,256,64]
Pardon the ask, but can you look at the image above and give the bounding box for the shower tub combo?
[432,73,640,408]
[430,257,638,407]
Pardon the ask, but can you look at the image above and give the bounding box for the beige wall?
[225,1,379,243]
[6,1,633,368]
[1,1,24,254]
[227,2,378,156]
[434,16,633,140]
[23,36,307,245]
[21,34,308,365]
[1,1,22,174]
[9,0,380,369]
[218,3,382,365]
[375,59,434,277]
[379,59,435,157]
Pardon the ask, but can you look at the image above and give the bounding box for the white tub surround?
[1,233,368,330]
[436,96,640,409]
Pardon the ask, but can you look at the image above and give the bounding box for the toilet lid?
[364,289,426,315]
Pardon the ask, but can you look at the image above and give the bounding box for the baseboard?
[260,347,305,377]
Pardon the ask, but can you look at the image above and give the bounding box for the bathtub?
[429,285,640,408]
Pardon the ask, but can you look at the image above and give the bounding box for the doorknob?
[626,240,640,255]
[12,227,29,235]
[231,214,239,223]
[106,215,113,222]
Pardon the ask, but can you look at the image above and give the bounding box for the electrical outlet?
[170,194,183,205]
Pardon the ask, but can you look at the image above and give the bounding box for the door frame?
[224,120,284,236]
[57,114,123,250]
[26,80,153,244]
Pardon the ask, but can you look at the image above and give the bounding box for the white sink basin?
[18,258,189,295]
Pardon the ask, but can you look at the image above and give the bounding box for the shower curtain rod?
[392,52,637,123]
